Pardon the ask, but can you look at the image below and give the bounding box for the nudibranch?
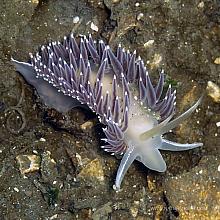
[12,34,203,190]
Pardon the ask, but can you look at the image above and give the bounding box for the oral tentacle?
[140,95,203,141]
[160,139,203,151]
[139,113,174,141]
[114,143,137,191]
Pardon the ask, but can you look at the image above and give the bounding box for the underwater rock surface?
[164,155,220,220]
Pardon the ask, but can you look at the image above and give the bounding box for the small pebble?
[78,158,104,182]
[49,214,58,220]
[137,13,144,21]
[90,22,99,32]
[80,120,94,130]
[73,16,80,24]
[207,81,220,103]
[144,40,154,48]
[40,137,46,142]
[149,53,162,69]
[16,155,41,175]
[14,187,19,192]
[130,201,139,218]
[198,1,204,8]
[214,57,220,64]
[31,0,39,4]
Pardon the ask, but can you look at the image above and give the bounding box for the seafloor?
[0,0,219,219]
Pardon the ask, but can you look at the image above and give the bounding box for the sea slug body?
[12,34,203,190]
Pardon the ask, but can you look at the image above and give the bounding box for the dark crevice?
[163,192,179,219]
[100,2,118,41]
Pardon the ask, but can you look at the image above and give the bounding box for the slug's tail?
[11,58,83,113]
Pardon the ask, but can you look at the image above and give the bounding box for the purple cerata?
[12,33,203,190]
